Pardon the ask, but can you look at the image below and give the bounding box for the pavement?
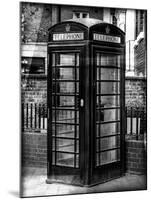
[20,167,147,198]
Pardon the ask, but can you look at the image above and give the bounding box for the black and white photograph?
[19,1,147,198]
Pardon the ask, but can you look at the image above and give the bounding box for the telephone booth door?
[47,46,86,185]
[90,47,125,184]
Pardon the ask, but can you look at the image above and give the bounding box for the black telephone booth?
[47,18,125,186]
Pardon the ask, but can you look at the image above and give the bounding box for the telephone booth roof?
[48,18,125,45]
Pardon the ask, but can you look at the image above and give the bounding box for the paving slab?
[20,167,147,197]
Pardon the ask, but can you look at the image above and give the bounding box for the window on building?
[136,10,145,38]
[21,57,45,74]
[112,15,117,26]
[110,8,117,26]
[74,12,80,18]
[82,13,89,18]
[140,11,144,32]
[73,12,89,19]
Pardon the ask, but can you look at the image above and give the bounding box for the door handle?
[80,99,84,107]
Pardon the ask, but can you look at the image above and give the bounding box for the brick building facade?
[134,10,147,77]
[134,38,146,77]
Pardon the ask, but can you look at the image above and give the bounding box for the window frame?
[21,56,45,75]
[73,11,89,19]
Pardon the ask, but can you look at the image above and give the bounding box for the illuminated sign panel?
[53,33,84,41]
[93,33,121,43]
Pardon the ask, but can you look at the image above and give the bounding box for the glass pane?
[52,124,79,138]
[99,68,120,81]
[52,68,79,80]
[99,95,120,107]
[96,109,120,123]
[52,151,79,168]
[101,55,117,66]
[100,149,120,165]
[52,82,79,94]
[53,138,79,153]
[96,135,120,151]
[56,96,75,107]
[58,110,74,121]
[56,152,74,167]
[96,53,120,67]
[21,57,45,74]
[52,110,77,122]
[61,82,75,93]
[97,82,120,94]
[52,82,74,94]
[52,53,79,66]
[96,122,120,137]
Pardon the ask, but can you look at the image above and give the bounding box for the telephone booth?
[47,18,125,186]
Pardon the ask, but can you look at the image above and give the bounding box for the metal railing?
[125,106,146,140]
[21,103,147,140]
[21,103,47,132]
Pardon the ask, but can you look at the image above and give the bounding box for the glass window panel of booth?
[52,110,79,124]
[97,82,120,95]
[52,67,79,81]
[96,53,120,67]
[98,68,120,81]
[52,82,79,94]
[97,95,120,108]
[96,108,120,123]
[96,149,120,166]
[96,122,120,137]
[52,138,79,153]
[51,52,80,168]
[52,53,79,66]
[52,152,79,168]
[96,135,120,152]
[52,124,79,139]
[52,95,75,108]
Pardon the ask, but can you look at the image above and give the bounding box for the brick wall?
[21,76,146,107]
[125,140,147,174]
[125,76,147,108]
[22,132,47,167]
[21,76,47,104]
[22,132,147,175]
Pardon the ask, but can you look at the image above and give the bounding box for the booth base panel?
[46,174,84,187]
[91,167,123,187]
[46,164,124,187]
[46,175,123,188]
